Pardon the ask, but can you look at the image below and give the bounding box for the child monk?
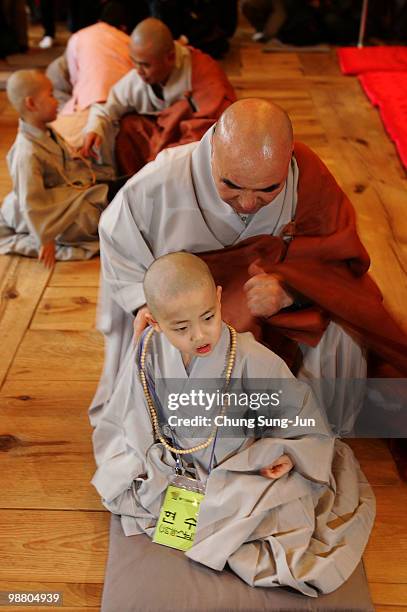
[0,70,114,267]
[92,252,375,597]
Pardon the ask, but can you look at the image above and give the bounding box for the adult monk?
[91,99,407,443]
[80,17,236,175]
[46,2,133,149]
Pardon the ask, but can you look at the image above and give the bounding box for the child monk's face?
[26,76,58,125]
[151,284,223,364]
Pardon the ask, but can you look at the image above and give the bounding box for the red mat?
[357,72,407,168]
[379,100,407,168]
[338,46,407,75]
[359,72,407,106]
[338,47,407,169]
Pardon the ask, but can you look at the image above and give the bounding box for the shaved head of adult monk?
[130,18,176,85]
[212,99,294,215]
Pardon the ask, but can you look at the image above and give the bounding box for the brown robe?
[199,142,407,375]
[115,47,236,175]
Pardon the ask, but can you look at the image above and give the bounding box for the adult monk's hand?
[133,306,150,342]
[244,262,293,317]
[80,131,102,159]
[260,454,294,479]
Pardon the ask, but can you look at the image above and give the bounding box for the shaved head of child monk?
[143,252,223,368]
[143,251,293,481]
[7,70,58,130]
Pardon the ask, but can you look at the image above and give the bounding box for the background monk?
[0,70,113,266]
[80,17,236,175]
[46,1,133,149]
[90,99,407,436]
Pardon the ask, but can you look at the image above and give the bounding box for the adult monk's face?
[131,43,175,85]
[211,142,292,215]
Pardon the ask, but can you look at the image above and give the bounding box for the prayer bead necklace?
[139,325,237,455]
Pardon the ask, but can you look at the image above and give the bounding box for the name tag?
[153,477,205,552]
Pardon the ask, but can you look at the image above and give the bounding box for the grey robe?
[92,325,375,597]
[90,126,366,428]
[0,120,114,260]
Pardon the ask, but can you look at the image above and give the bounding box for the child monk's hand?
[38,240,55,269]
[260,454,294,479]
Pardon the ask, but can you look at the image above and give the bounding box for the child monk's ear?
[216,285,222,302]
[145,309,161,332]
[24,96,36,112]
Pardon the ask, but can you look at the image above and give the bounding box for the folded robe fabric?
[198,142,407,375]
[115,47,236,175]
[337,46,407,75]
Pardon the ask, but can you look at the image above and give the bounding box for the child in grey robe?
[92,252,375,598]
[0,70,114,266]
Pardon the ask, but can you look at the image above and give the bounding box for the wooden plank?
[299,50,342,77]
[311,82,406,187]
[49,259,100,287]
[219,41,242,77]
[0,581,102,608]
[0,510,109,583]
[375,608,407,612]
[0,255,12,284]
[0,449,101,510]
[31,287,98,331]
[0,257,52,389]
[364,486,407,584]
[372,181,407,268]
[310,86,407,331]
[7,331,104,381]
[233,84,311,100]
[0,382,101,509]
[346,439,401,487]
[370,583,407,607]
[0,379,96,407]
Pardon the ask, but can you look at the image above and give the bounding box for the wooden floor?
[0,24,407,612]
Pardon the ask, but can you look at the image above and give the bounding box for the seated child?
[0,69,115,267]
[92,252,375,597]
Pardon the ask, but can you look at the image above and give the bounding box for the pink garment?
[61,22,133,115]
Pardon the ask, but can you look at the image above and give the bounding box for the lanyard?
[168,426,218,477]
